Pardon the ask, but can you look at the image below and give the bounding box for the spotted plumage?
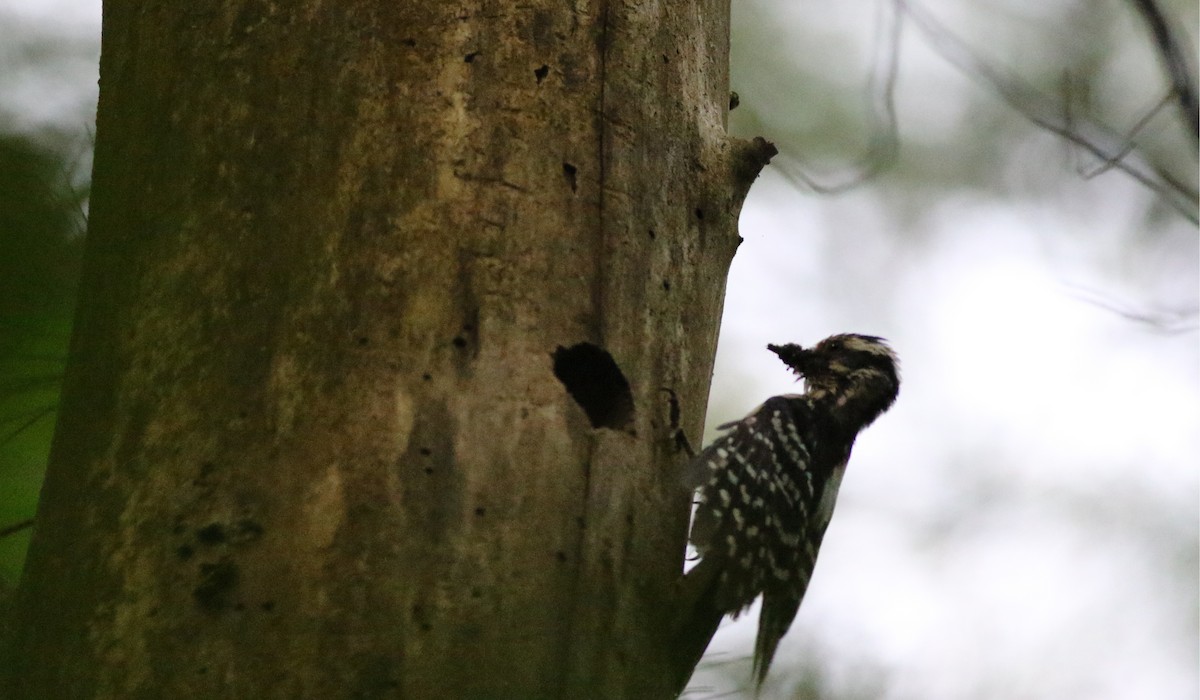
[674,334,900,691]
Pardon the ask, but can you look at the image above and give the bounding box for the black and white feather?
[674,334,900,691]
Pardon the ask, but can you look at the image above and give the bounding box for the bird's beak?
[767,343,811,377]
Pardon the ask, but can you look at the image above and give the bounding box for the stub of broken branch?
[729,136,779,211]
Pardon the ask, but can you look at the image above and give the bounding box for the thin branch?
[776,0,902,193]
[1127,0,1199,148]
[1064,284,1199,334]
[897,0,1199,224]
[0,404,57,448]
[1077,90,1174,179]
[0,518,35,539]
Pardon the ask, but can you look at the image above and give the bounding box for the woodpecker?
[673,334,900,692]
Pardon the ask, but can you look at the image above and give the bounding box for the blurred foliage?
[0,135,85,587]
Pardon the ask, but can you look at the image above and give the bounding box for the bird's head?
[768,334,900,430]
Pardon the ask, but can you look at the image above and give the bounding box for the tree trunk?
[3,0,768,696]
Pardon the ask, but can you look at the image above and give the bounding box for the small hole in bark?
[464,51,480,63]
[562,162,577,192]
[412,603,434,631]
[193,462,217,488]
[402,38,416,47]
[261,601,276,612]
[534,64,549,83]
[694,207,705,220]
[647,228,656,240]
[194,560,239,613]
[419,447,432,456]
[475,507,486,517]
[196,523,227,545]
[662,279,671,291]
[452,336,467,349]
[552,343,634,430]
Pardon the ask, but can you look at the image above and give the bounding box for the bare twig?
[0,518,35,539]
[776,0,902,193]
[897,0,1199,224]
[1127,0,1199,148]
[1065,284,1199,334]
[1077,91,1174,180]
[0,404,57,448]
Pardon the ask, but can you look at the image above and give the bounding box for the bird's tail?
[752,590,801,687]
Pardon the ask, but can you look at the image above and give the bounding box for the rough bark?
[3,0,767,697]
